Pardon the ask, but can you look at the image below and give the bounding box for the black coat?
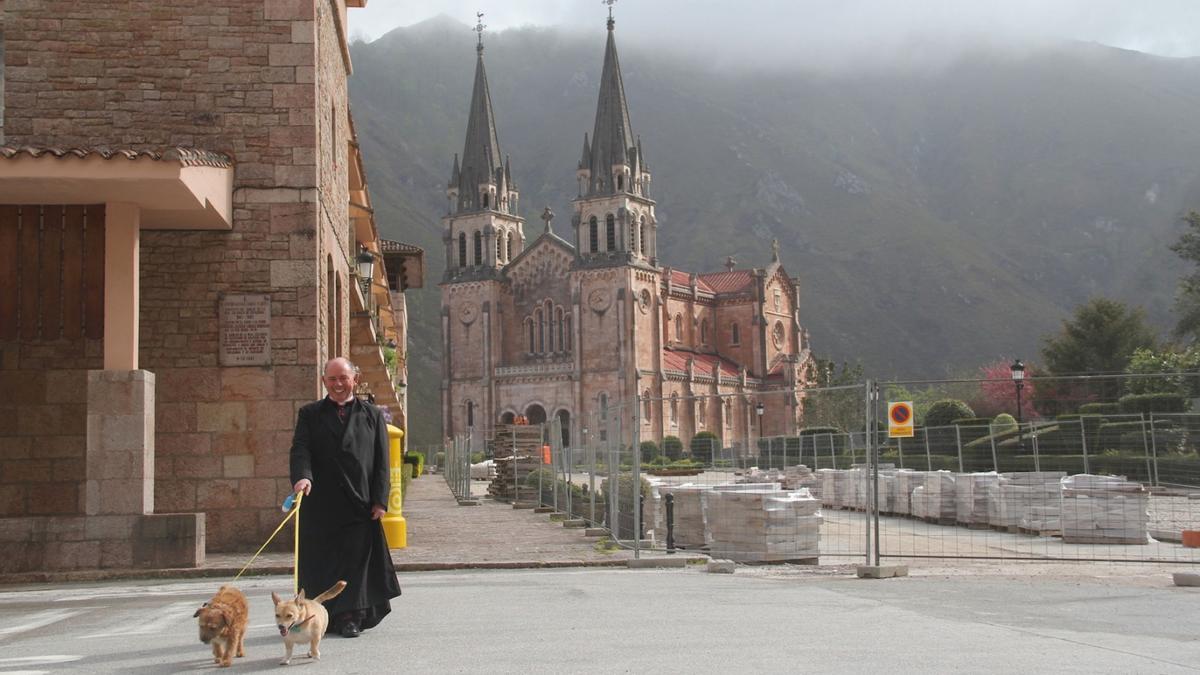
[289,397,401,628]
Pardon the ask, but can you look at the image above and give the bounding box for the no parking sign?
[888,401,914,438]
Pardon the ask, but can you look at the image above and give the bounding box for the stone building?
[441,16,815,453]
[0,0,421,573]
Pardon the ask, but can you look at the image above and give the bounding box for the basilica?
[440,14,815,452]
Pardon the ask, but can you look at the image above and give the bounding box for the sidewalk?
[0,474,636,585]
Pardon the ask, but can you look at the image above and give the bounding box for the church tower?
[572,10,656,266]
[443,19,524,281]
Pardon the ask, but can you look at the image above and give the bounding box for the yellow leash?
[233,491,304,594]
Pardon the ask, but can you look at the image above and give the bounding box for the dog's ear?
[271,592,282,605]
[297,589,307,601]
[193,607,202,618]
[219,608,234,630]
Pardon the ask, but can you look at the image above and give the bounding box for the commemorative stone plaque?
[219,293,271,366]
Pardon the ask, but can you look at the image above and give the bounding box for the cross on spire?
[475,11,487,53]
[603,0,617,30]
[541,206,555,234]
[725,255,736,272]
[771,238,781,263]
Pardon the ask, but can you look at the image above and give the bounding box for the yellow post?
[383,424,408,549]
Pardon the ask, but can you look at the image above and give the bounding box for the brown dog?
[194,586,249,667]
[271,580,347,665]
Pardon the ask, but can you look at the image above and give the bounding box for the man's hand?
[293,479,312,495]
[370,504,386,520]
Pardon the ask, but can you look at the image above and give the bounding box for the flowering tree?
[972,359,1040,421]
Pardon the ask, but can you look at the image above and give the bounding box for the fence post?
[955,425,964,473]
[589,441,597,525]
[989,431,999,473]
[1140,413,1152,486]
[1149,414,1160,486]
[897,437,904,469]
[633,398,643,560]
[665,493,676,554]
[1080,418,1091,475]
[1032,427,1041,473]
[924,428,932,471]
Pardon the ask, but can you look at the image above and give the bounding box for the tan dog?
[193,586,249,668]
[271,580,347,665]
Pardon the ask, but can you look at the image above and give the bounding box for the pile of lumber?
[486,424,545,501]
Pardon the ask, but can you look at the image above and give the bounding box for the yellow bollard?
[383,424,408,549]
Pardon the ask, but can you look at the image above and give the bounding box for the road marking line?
[0,655,82,664]
[82,601,199,638]
[0,609,92,639]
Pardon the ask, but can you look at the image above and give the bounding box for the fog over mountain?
[349,16,1200,443]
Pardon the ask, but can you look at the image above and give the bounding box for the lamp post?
[1010,359,1026,452]
[755,400,765,441]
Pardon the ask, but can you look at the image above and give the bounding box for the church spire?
[584,4,639,197]
[450,12,508,214]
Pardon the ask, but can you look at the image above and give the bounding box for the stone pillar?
[104,202,141,370]
[86,370,154,516]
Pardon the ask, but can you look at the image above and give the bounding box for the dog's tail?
[313,580,347,604]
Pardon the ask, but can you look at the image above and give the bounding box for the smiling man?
[288,357,402,638]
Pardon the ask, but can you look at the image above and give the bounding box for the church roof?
[697,270,755,294]
[451,45,505,212]
[661,349,741,378]
[582,18,637,196]
[668,269,713,292]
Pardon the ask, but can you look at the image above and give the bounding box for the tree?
[973,359,1040,420]
[1170,211,1200,341]
[802,358,865,432]
[1125,345,1200,397]
[1040,297,1157,400]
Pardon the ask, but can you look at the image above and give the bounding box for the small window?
[537,309,545,353]
[643,391,652,422]
[527,318,535,352]
[466,401,475,428]
[473,231,482,266]
[674,314,683,342]
[670,393,678,426]
[701,319,709,345]
[617,174,624,191]
[731,322,741,345]
[639,217,647,255]
[458,232,467,267]
[496,232,503,262]
[605,214,616,251]
[697,400,706,427]
[629,221,636,253]
[600,393,609,420]
[506,233,514,260]
[589,216,599,252]
[482,192,489,209]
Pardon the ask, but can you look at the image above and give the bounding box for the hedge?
[690,431,720,465]
[1118,393,1191,415]
[925,400,976,428]
[1079,402,1120,415]
[662,436,684,461]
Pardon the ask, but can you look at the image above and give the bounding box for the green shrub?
[925,400,976,428]
[600,474,653,536]
[1118,392,1191,415]
[991,413,1018,435]
[470,451,485,464]
[690,431,719,465]
[434,451,445,468]
[1079,402,1120,415]
[799,426,842,436]
[639,440,660,461]
[401,464,413,503]
[662,436,683,461]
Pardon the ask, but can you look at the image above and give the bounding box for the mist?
[348,0,1200,72]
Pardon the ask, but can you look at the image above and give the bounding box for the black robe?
[289,397,401,629]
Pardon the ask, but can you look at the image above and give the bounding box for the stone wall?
[3,0,354,551]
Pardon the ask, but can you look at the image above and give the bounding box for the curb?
[0,558,638,586]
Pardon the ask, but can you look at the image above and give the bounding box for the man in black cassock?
[289,357,401,637]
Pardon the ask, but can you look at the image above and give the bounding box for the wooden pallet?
[1061,535,1148,545]
[1018,527,1062,537]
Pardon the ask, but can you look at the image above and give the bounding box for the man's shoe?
[340,621,361,638]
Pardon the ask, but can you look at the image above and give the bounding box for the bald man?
[289,357,401,638]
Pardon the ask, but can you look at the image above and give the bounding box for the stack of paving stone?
[816,469,841,508]
[955,472,999,526]
[878,470,897,514]
[893,470,927,516]
[989,472,1066,531]
[1060,474,1149,544]
[703,486,822,562]
[486,424,546,501]
[658,483,709,548]
[911,471,957,522]
[783,465,819,495]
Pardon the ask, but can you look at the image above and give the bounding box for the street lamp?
[356,249,376,283]
[1010,359,1026,452]
[755,401,765,440]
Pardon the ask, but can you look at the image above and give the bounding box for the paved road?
[0,568,1196,673]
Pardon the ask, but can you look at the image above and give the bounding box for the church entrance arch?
[500,411,515,425]
[555,409,571,447]
[525,404,547,425]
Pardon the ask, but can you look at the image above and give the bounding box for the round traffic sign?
[890,404,911,424]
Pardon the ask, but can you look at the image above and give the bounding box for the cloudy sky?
[348,1,1200,69]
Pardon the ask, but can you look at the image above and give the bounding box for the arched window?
[670,393,678,426]
[526,318,535,353]
[698,399,706,427]
[458,232,467,267]
[674,314,683,342]
[589,216,599,253]
[556,307,564,352]
[629,220,636,253]
[605,214,616,251]
[482,192,489,209]
[701,319,709,345]
[731,322,741,345]
[724,399,732,429]
[639,216,647,255]
[496,231,503,262]
[617,173,624,191]
[536,309,545,353]
[506,232,514,261]
[643,390,652,422]
[466,400,475,428]
[473,231,482,266]
[565,315,573,351]
[546,302,555,352]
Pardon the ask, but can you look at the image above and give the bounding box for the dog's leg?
[309,635,321,661]
[280,641,294,666]
[211,641,222,664]
[235,627,245,657]
[218,640,233,668]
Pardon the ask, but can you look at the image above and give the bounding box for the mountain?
[349,18,1200,444]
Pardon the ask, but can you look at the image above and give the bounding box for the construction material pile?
[989,472,1066,531]
[486,424,545,501]
[658,484,709,548]
[955,472,999,526]
[704,486,822,562]
[1060,474,1149,544]
[911,471,957,522]
[892,470,926,516]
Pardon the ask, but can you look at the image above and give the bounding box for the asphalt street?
[0,567,1196,673]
